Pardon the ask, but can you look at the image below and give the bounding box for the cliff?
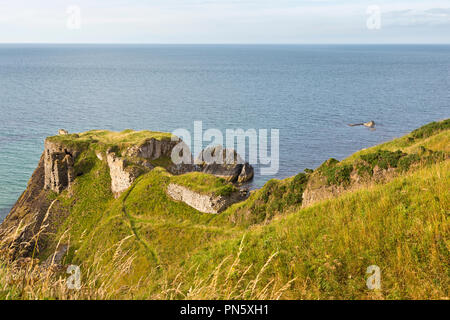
[0,120,448,300]
[0,129,254,259]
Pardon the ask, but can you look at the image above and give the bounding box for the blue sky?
[1,0,449,43]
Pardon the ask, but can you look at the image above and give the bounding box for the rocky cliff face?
[0,155,52,258]
[0,132,183,257]
[0,135,82,258]
[196,146,254,183]
[0,130,255,259]
[303,143,450,208]
[43,140,77,193]
[302,162,402,208]
[126,138,179,160]
[104,138,180,198]
[106,152,141,198]
[166,183,246,214]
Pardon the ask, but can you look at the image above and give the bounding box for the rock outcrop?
[303,146,449,208]
[103,138,180,197]
[348,121,376,128]
[0,131,255,259]
[0,155,53,258]
[364,121,376,128]
[43,140,77,193]
[196,146,254,183]
[106,152,141,198]
[166,183,246,214]
[302,163,396,208]
[126,138,179,160]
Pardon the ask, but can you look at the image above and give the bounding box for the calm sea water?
[1,44,449,220]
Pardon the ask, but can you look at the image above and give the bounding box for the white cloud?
[383,7,450,26]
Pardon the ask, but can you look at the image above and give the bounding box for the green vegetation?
[344,119,450,163]
[360,150,405,170]
[410,118,450,140]
[149,156,174,169]
[219,172,309,227]
[314,122,449,187]
[170,172,238,197]
[180,160,449,300]
[0,119,448,300]
[317,159,353,186]
[46,129,175,154]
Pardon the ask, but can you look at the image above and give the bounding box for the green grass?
[176,160,449,300]
[410,118,450,140]
[317,159,353,186]
[344,119,450,163]
[170,172,238,197]
[46,129,175,154]
[312,120,449,187]
[1,120,448,300]
[215,172,309,228]
[150,156,174,169]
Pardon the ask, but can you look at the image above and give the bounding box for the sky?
[1,0,450,44]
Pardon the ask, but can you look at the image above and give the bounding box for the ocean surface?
[1,44,449,220]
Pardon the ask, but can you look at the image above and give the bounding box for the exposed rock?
[301,163,396,208]
[126,138,179,160]
[238,163,254,183]
[348,121,376,128]
[167,163,197,175]
[0,154,51,258]
[44,140,76,193]
[364,121,376,128]
[0,167,68,259]
[196,146,254,183]
[103,138,180,197]
[301,183,345,208]
[166,183,246,214]
[372,165,395,181]
[106,152,139,198]
[58,129,69,135]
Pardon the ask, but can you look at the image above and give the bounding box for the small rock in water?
[348,121,375,128]
[363,121,375,128]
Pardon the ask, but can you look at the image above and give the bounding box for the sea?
[1,44,449,220]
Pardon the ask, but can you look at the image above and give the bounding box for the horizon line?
[1,42,450,45]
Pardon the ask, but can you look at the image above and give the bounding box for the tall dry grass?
[157,235,296,300]
[0,213,145,299]
[1,226,296,300]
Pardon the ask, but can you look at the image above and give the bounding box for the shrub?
[356,162,373,177]
[398,154,421,172]
[215,185,236,197]
[318,159,353,186]
[410,119,450,140]
[360,150,405,170]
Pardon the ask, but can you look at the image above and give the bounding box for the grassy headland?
[0,120,448,300]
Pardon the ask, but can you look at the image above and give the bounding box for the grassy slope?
[1,120,448,299]
[38,157,242,298]
[170,172,238,196]
[344,119,450,163]
[180,161,449,299]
